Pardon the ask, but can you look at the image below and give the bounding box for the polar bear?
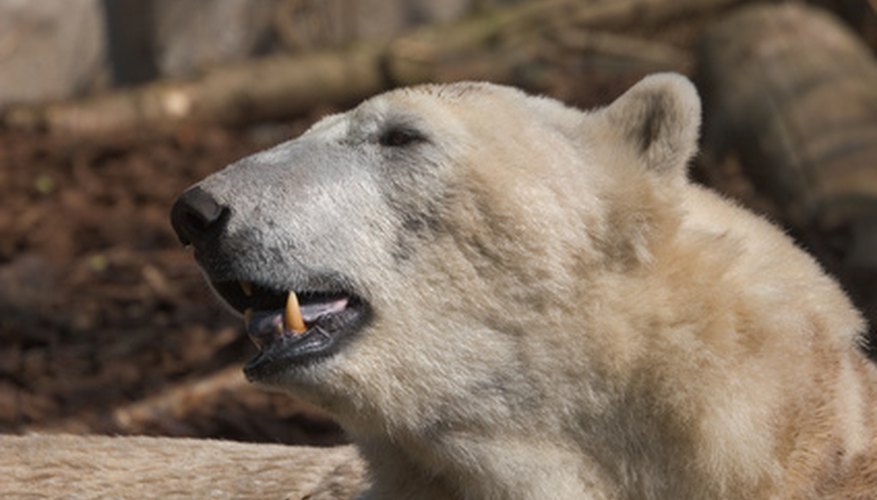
[170,74,877,499]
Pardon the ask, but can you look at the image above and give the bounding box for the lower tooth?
[244,308,253,326]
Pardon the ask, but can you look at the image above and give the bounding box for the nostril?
[179,208,210,234]
[170,186,228,246]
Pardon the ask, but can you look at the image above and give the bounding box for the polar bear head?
[170,74,701,433]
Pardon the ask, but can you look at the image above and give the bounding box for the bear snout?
[170,186,229,246]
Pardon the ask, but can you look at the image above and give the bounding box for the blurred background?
[1,0,876,447]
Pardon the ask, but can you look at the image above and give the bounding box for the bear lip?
[209,279,371,377]
[242,296,370,380]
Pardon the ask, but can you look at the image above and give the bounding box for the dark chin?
[243,304,371,382]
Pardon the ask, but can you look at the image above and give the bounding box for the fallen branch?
[32,366,339,444]
[111,366,248,431]
[3,43,386,137]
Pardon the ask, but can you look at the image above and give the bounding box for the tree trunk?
[698,3,877,349]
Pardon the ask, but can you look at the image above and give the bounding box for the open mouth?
[210,279,371,380]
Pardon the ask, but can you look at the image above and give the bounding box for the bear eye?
[379,127,424,148]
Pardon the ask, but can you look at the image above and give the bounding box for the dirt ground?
[0,118,350,445]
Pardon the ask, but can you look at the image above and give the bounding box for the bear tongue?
[298,297,349,324]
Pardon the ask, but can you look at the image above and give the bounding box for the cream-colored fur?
[10,74,877,499]
[1,434,366,499]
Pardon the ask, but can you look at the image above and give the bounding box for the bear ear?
[599,73,701,179]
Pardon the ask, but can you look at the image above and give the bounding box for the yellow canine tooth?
[285,291,307,334]
[244,308,253,325]
[241,281,253,296]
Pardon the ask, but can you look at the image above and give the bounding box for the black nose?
[170,186,228,246]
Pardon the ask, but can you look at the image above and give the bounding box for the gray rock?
[273,0,474,52]
[0,0,106,107]
[152,0,278,78]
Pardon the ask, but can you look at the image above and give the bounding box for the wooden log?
[698,3,877,346]
[2,0,745,138]
[2,43,387,136]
